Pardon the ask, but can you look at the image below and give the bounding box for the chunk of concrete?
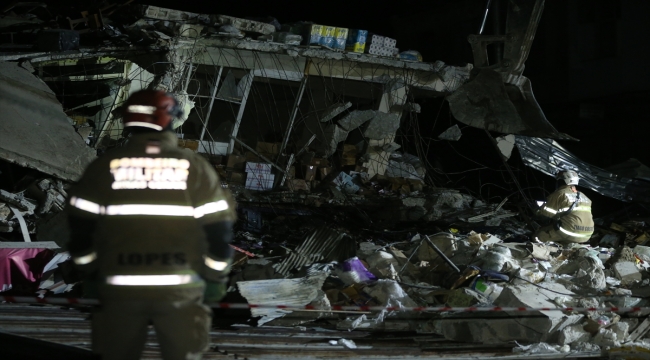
[319,102,352,123]
[441,283,583,344]
[321,124,349,156]
[613,261,642,285]
[593,328,620,348]
[363,112,400,140]
[558,324,591,345]
[438,124,462,141]
[611,321,629,343]
[402,197,426,207]
[556,256,607,290]
[386,160,420,179]
[360,149,390,177]
[338,110,375,131]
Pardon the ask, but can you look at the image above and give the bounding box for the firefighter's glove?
[204,281,228,303]
[202,255,232,282]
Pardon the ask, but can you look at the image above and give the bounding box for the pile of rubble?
[217,193,650,357]
[0,178,69,243]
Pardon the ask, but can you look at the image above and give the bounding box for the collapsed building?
[2,1,650,358]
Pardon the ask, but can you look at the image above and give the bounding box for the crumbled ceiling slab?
[0,62,95,181]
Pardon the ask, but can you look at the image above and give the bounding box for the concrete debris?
[613,261,642,285]
[385,160,420,180]
[496,134,516,160]
[556,254,607,290]
[0,62,95,181]
[558,324,591,345]
[363,113,401,140]
[322,125,349,156]
[438,124,462,141]
[338,110,376,131]
[319,102,352,123]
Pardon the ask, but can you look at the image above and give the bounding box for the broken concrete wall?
[0,62,95,181]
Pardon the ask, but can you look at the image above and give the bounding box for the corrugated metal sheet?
[273,227,345,277]
[515,136,650,203]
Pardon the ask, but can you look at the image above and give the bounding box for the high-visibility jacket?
[537,185,594,239]
[66,131,236,299]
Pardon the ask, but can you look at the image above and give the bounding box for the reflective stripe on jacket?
[66,131,236,291]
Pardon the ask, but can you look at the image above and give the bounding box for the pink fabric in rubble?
[0,248,55,292]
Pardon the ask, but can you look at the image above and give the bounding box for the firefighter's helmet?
[556,170,580,186]
[122,90,183,131]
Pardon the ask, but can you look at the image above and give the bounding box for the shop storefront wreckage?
[3,1,650,358]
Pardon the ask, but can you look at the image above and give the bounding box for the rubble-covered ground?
[5,155,650,358]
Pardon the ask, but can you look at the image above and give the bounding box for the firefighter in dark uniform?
[65,90,236,360]
[533,170,594,245]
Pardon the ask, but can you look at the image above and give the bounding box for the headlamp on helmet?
[556,170,580,186]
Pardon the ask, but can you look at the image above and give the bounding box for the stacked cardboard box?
[246,162,275,190]
[333,28,348,50]
[319,26,336,48]
[255,142,280,159]
[346,29,367,53]
[305,24,324,45]
[341,144,358,166]
[245,161,274,191]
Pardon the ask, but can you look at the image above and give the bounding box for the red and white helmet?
[122,90,183,131]
[556,170,580,186]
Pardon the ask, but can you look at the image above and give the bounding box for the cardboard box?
[346,42,365,53]
[319,26,336,47]
[226,154,246,171]
[305,24,324,44]
[227,171,246,185]
[346,29,367,53]
[245,151,262,162]
[245,173,275,191]
[309,158,329,167]
[288,179,310,192]
[301,165,317,181]
[319,166,332,180]
[245,162,272,174]
[178,139,199,152]
[341,144,358,166]
[333,27,348,50]
[255,142,280,158]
